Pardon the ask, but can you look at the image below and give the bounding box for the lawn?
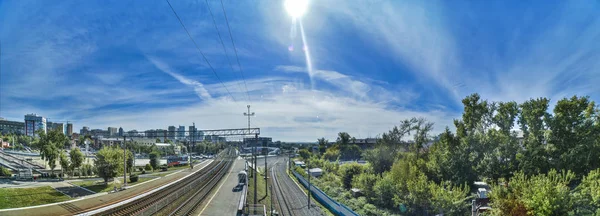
[71,177,154,193]
[247,167,273,215]
[0,186,72,209]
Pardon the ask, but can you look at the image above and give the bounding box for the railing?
[292,170,360,216]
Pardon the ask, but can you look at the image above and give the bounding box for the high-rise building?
[118,127,124,137]
[188,125,196,140]
[156,129,166,139]
[178,126,185,140]
[48,122,65,135]
[80,126,90,135]
[108,127,117,137]
[168,126,176,140]
[0,118,25,135]
[66,123,73,136]
[24,114,46,137]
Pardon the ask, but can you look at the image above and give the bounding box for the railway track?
[168,156,233,215]
[82,148,234,216]
[271,163,295,216]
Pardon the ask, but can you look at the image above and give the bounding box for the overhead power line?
[165,0,237,102]
[205,0,249,104]
[220,0,251,103]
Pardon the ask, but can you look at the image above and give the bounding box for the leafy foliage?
[69,147,84,177]
[59,151,70,177]
[95,147,124,184]
[149,151,161,170]
[338,162,364,189]
[298,149,311,160]
[0,167,12,176]
[489,170,575,216]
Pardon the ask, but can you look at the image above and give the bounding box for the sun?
[285,0,309,18]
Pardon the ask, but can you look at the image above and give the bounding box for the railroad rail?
[168,156,233,215]
[271,165,294,216]
[77,148,234,216]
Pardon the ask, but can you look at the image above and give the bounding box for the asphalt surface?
[197,156,245,216]
[271,156,323,216]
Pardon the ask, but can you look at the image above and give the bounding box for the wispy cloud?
[146,56,212,101]
[275,65,371,99]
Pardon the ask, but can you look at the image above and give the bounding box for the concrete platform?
[198,156,245,216]
[0,160,212,216]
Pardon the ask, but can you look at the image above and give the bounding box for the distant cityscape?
[0,113,232,149]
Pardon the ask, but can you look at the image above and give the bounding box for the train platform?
[197,156,246,216]
[0,160,213,216]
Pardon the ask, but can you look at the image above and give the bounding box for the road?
[196,156,246,216]
[271,156,323,216]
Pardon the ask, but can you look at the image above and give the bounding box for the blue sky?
[1,0,599,141]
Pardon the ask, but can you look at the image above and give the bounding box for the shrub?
[129,174,139,183]
[145,164,153,171]
[138,167,143,172]
[0,167,12,176]
[141,170,146,174]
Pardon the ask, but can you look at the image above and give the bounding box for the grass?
[247,167,273,215]
[71,176,154,193]
[0,186,72,209]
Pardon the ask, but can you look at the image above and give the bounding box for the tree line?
[300,93,600,215]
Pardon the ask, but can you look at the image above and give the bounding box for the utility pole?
[264,137,268,198]
[123,135,127,188]
[243,105,256,206]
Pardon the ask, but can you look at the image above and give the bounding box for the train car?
[238,170,247,186]
[167,156,189,166]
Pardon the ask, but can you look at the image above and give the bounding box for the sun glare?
[285,0,308,18]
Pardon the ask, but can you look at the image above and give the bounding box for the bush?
[0,167,12,176]
[129,174,139,183]
[141,170,146,174]
[138,167,143,172]
[145,164,153,171]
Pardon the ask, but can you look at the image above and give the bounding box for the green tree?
[489,170,575,216]
[298,149,311,160]
[548,96,599,176]
[572,168,600,215]
[37,130,67,174]
[426,127,475,185]
[126,150,134,174]
[352,172,380,202]
[373,172,396,208]
[59,151,70,177]
[149,151,161,171]
[363,123,412,175]
[95,147,124,184]
[317,137,328,155]
[338,162,364,189]
[517,97,551,175]
[323,148,340,161]
[69,148,84,177]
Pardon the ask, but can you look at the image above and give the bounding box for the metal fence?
[292,170,360,216]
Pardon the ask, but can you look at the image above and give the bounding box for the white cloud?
[82,81,458,141]
[146,56,212,101]
[275,65,371,99]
